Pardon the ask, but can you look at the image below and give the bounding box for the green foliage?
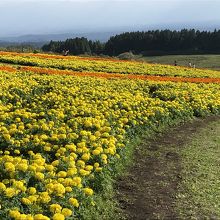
[42,38,105,55]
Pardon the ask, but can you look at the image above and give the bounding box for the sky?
[0,0,220,37]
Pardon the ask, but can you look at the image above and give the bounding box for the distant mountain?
[0,31,120,44]
[0,40,45,48]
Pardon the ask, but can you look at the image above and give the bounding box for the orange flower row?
[2,65,219,84]
[0,65,17,72]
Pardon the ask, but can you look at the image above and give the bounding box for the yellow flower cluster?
[0,59,220,219]
[1,52,220,78]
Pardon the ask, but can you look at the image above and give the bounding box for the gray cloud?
[0,0,219,37]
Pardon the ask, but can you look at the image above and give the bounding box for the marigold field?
[1,52,220,220]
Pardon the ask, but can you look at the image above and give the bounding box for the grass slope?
[177,119,220,219]
[141,54,220,71]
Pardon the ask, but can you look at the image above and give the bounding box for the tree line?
[42,37,104,55]
[42,29,220,56]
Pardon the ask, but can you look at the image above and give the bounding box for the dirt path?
[116,116,220,220]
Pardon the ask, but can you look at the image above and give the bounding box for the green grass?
[177,120,220,219]
[138,54,220,71]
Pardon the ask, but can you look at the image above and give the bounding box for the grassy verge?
[177,120,220,219]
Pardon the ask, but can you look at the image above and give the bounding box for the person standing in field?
[188,62,192,67]
[174,60,177,66]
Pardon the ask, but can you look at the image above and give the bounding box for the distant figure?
[62,49,69,56]
[174,60,177,66]
[188,62,192,67]
[193,63,196,68]
[64,50,69,56]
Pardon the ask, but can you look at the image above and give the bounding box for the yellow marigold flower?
[76,148,83,153]
[76,160,85,167]
[9,210,21,218]
[4,150,10,155]
[16,163,28,172]
[35,172,44,181]
[80,130,87,136]
[21,197,32,205]
[28,165,36,172]
[26,215,34,220]
[52,160,59,166]
[70,152,78,160]
[5,187,17,198]
[72,177,81,185]
[15,117,21,123]
[18,125,25,131]
[103,159,108,165]
[45,164,54,171]
[85,165,93,171]
[28,187,37,195]
[4,162,15,172]
[57,171,67,178]
[83,187,94,196]
[0,182,6,191]
[53,183,66,195]
[44,146,51,152]
[58,134,66,139]
[84,120,92,127]
[94,131,101,137]
[2,179,9,184]
[3,133,11,141]
[67,168,77,176]
[13,181,24,190]
[40,134,48,140]
[81,153,90,161]
[34,214,50,220]
[39,192,51,203]
[28,195,38,203]
[55,153,61,158]
[28,151,34,156]
[50,204,62,213]
[101,154,107,160]
[92,149,100,155]
[66,144,76,152]
[52,213,65,220]
[79,169,90,176]
[95,167,103,172]
[82,147,89,153]
[89,135,96,141]
[62,208,72,217]
[14,150,20,154]
[65,186,72,192]
[94,162,99,168]
[77,142,86,148]
[116,154,120,159]
[69,198,79,207]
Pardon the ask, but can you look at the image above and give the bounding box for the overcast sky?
[0,0,220,37]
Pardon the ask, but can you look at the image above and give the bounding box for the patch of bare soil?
[116,116,220,220]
